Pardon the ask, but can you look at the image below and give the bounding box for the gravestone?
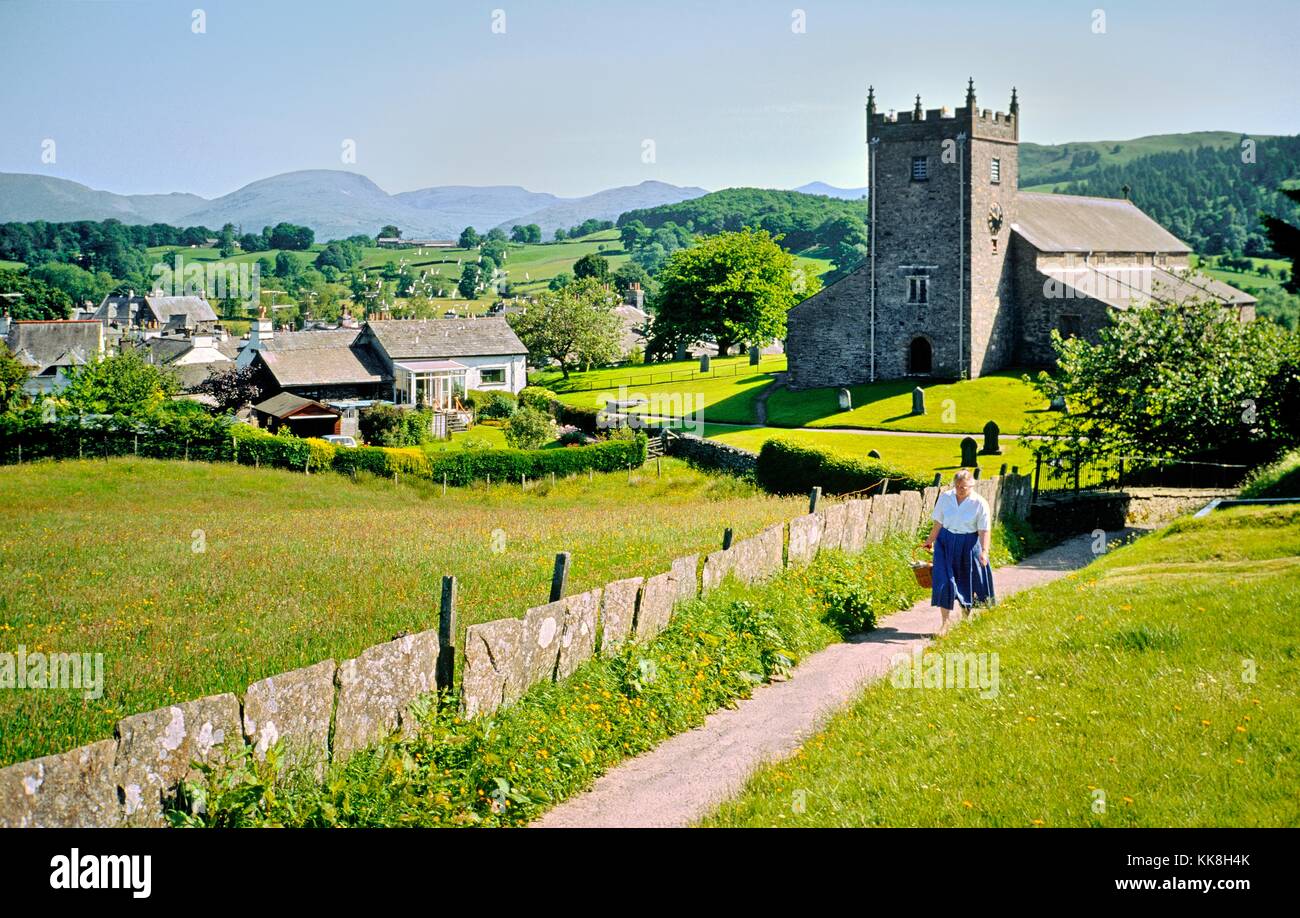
[749,346,761,366]
[980,420,1002,455]
[960,436,979,467]
[868,449,881,459]
[699,353,710,372]
[838,388,852,410]
[912,386,925,416]
[674,342,687,361]
[1050,395,1066,411]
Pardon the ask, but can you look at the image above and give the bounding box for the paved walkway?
[532,529,1138,828]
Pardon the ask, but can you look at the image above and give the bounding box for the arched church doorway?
[909,337,933,375]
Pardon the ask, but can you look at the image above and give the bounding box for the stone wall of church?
[785,268,872,389]
[965,118,1020,378]
[1011,239,1113,366]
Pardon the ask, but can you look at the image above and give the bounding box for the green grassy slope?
[703,505,1300,827]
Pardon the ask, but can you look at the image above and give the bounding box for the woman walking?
[921,469,994,634]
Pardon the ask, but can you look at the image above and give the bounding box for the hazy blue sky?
[2,0,1296,198]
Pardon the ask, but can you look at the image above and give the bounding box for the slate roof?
[254,328,388,388]
[142,295,218,327]
[1040,265,1257,309]
[365,317,527,361]
[5,320,104,374]
[92,294,146,324]
[1012,192,1192,254]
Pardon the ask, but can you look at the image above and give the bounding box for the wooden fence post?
[932,472,942,487]
[722,527,734,550]
[442,472,447,496]
[436,575,457,699]
[1033,454,1042,502]
[808,486,822,513]
[549,552,571,603]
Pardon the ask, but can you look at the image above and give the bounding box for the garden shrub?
[504,406,557,450]
[755,437,929,496]
[467,389,516,421]
[555,402,603,436]
[359,403,433,447]
[518,386,557,413]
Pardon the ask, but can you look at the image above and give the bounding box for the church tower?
[863,80,1019,378]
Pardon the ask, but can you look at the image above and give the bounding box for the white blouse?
[932,489,991,534]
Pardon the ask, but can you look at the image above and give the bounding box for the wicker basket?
[909,545,934,589]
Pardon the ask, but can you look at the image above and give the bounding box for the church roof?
[1040,264,1256,309]
[1012,192,1191,254]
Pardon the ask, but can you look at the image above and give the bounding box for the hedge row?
[236,422,648,484]
[0,410,235,464]
[755,438,929,496]
[0,410,649,486]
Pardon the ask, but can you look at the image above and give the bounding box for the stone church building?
[785,81,1256,388]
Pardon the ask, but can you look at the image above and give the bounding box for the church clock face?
[988,202,1004,235]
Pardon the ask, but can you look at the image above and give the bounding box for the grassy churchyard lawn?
[703,425,1036,481]
[539,354,789,426]
[764,370,1048,435]
[543,360,1046,437]
[702,504,1300,827]
[0,457,804,767]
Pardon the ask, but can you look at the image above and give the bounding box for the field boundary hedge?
[0,410,648,486]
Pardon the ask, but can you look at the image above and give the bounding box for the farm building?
[92,293,218,334]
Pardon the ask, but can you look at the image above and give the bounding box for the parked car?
[323,434,357,447]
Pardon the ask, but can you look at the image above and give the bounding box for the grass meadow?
[702,504,1300,827]
[0,456,804,766]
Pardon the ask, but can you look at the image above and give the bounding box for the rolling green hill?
[1019,131,1263,189]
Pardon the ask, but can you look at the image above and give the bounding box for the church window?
[911,156,928,181]
[907,276,929,304]
[991,158,1001,183]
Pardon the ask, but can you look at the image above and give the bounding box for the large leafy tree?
[651,227,815,358]
[59,351,180,417]
[1025,299,1298,468]
[572,253,609,283]
[0,344,28,413]
[0,268,74,320]
[508,277,621,377]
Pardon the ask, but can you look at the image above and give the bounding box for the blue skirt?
[931,527,995,609]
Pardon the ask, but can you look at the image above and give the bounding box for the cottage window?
[479,367,506,386]
[990,158,1001,184]
[907,276,929,305]
[911,156,928,181]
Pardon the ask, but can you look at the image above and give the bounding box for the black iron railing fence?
[1032,453,1251,499]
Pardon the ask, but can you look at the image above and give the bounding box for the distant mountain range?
[793,181,867,200]
[0,171,708,241]
[0,132,1275,242]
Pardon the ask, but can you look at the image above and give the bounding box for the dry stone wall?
[0,474,1034,828]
